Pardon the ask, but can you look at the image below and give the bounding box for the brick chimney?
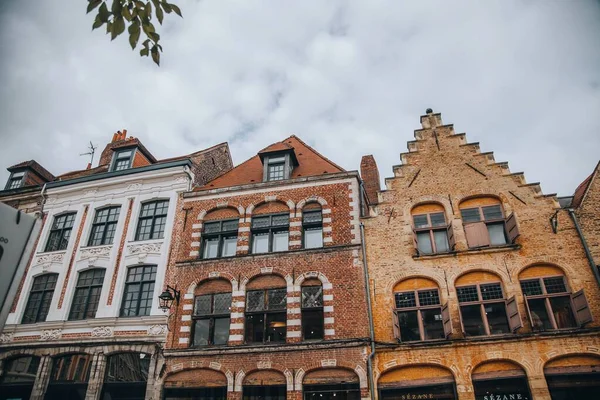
[360,155,381,205]
[98,129,130,166]
[111,129,128,143]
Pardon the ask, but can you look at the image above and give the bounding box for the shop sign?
[480,394,527,400]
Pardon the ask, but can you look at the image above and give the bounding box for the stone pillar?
[288,390,303,400]
[30,355,52,400]
[287,283,302,343]
[85,352,107,400]
[456,378,475,400]
[528,373,552,400]
[229,285,245,345]
[237,216,251,256]
[289,211,303,251]
[145,351,163,400]
[228,390,242,400]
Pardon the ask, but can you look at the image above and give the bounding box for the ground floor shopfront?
[374,332,600,400]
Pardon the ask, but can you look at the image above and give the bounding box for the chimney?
[360,155,381,205]
[86,163,92,170]
[112,129,128,142]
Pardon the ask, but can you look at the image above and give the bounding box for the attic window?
[267,155,286,181]
[6,171,25,190]
[111,149,134,171]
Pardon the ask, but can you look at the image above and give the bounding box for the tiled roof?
[8,160,55,182]
[571,161,599,208]
[199,135,344,190]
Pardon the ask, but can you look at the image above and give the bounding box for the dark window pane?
[251,216,270,229]
[413,215,429,228]
[244,314,264,343]
[544,277,568,294]
[416,232,433,254]
[527,298,553,331]
[22,274,58,324]
[433,230,449,253]
[266,312,286,342]
[421,308,445,339]
[302,309,324,340]
[271,215,289,226]
[549,296,577,329]
[120,266,156,317]
[135,201,169,241]
[222,220,239,232]
[213,317,230,345]
[417,290,440,306]
[521,279,543,296]
[1,356,40,383]
[302,286,323,308]
[304,228,323,249]
[194,295,212,316]
[482,205,503,220]
[267,289,287,310]
[457,286,479,303]
[461,304,486,336]
[192,319,210,346]
[461,208,481,223]
[395,292,416,309]
[485,302,510,334]
[480,283,503,300]
[303,211,322,224]
[246,291,265,312]
[430,212,446,227]
[213,293,232,314]
[204,222,221,234]
[398,310,420,342]
[487,222,507,245]
[104,353,149,383]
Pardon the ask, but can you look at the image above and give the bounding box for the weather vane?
[80,141,97,167]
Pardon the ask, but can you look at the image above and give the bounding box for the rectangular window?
[135,200,169,241]
[412,212,450,255]
[201,220,238,259]
[303,210,323,249]
[245,288,287,343]
[394,289,444,342]
[457,283,510,336]
[192,292,231,346]
[520,276,579,331]
[45,213,76,252]
[120,265,156,317]
[22,274,58,324]
[266,155,287,181]
[6,171,25,190]
[461,204,514,248]
[68,269,106,320]
[251,214,289,254]
[88,206,121,246]
[111,149,134,171]
[301,286,324,340]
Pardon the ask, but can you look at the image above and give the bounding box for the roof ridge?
[287,135,346,172]
[572,160,600,208]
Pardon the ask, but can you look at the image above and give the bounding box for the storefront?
[44,353,92,400]
[471,361,531,400]
[0,355,40,400]
[101,352,150,400]
[242,370,287,400]
[302,368,361,400]
[163,368,228,400]
[378,365,457,400]
[544,355,600,399]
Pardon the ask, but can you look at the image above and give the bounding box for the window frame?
[456,282,510,336]
[412,211,452,255]
[393,287,445,342]
[44,212,77,252]
[244,287,287,344]
[200,219,239,259]
[110,148,135,172]
[134,200,169,241]
[5,171,26,190]
[21,273,58,324]
[302,209,323,249]
[191,292,232,347]
[520,275,578,331]
[68,268,106,321]
[119,265,157,317]
[301,284,324,340]
[460,204,510,247]
[250,213,289,254]
[265,154,289,182]
[87,206,121,247]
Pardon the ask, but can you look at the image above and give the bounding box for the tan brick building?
[361,110,600,400]
[159,136,371,400]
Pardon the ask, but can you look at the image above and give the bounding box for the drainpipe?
[568,209,600,287]
[360,221,377,400]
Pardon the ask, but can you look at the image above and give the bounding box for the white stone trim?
[323,294,333,301]
[233,301,245,308]
[192,223,202,229]
[238,227,250,232]
[231,312,244,319]
[324,305,334,312]
[287,296,300,303]
[289,240,302,246]
[290,221,302,227]
[190,241,201,247]
[230,334,244,342]
[184,293,194,300]
[322,226,332,233]
[180,326,191,332]
[287,331,301,337]
[324,329,335,336]
[322,209,331,214]
[324,317,334,324]
[178,338,189,344]
[322,217,332,223]
[287,308,301,314]
[236,245,249,251]
[183,304,193,310]
[189,250,199,257]
[191,232,201,238]
[323,283,333,290]
[287,319,301,326]
[181,315,191,321]
[230,323,244,330]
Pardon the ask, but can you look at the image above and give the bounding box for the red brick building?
[159,136,371,400]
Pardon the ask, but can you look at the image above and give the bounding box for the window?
[251,214,289,253]
[135,200,169,241]
[101,353,150,400]
[111,149,134,171]
[5,171,25,190]
[68,269,106,320]
[45,213,76,252]
[456,282,513,336]
[245,288,287,343]
[192,293,231,346]
[0,355,40,400]
[412,210,453,255]
[88,206,120,246]
[266,155,286,181]
[201,220,238,259]
[460,200,519,248]
[22,274,58,324]
[520,276,591,331]
[302,285,324,340]
[303,208,323,249]
[393,288,449,342]
[120,265,156,317]
[45,354,92,400]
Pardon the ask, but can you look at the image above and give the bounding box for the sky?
[0,0,599,196]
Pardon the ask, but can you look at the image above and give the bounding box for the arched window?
[101,352,150,400]
[88,206,121,246]
[302,203,323,249]
[251,202,289,254]
[545,355,600,398]
[519,265,591,331]
[243,370,286,400]
[459,197,519,248]
[472,360,532,400]
[245,275,287,343]
[120,265,157,317]
[392,278,451,342]
[0,355,40,400]
[69,268,106,321]
[201,208,239,259]
[192,279,232,346]
[45,212,77,252]
[411,203,453,255]
[22,273,58,324]
[301,279,324,340]
[164,369,227,400]
[455,272,521,336]
[46,353,92,400]
[303,368,361,400]
[135,199,169,241]
[378,365,457,400]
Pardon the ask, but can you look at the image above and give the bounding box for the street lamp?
[158,285,181,312]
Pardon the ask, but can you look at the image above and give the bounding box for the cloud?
[0,0,599,195]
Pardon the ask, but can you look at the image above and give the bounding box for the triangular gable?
[572,161,600,208]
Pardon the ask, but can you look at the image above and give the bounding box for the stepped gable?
[198,135,344,190]
[381,109,558,206]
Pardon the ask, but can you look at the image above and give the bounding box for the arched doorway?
[100,352,150,400]
[45,353,92,400]
[0,355,40,400]
[163,368,227,400]
[544,355,600,399]
[471,360,532,400]
[303,368,360,400]
[243,370,286,400]
[378,365,457,399]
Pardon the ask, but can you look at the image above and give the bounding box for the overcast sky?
[1,0,599,196]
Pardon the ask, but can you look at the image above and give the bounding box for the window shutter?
[522,297,538,331]
[464,222,490,248]
[505,296,522,332]
[505,213,520,243]
[446,222,455,251]
[412,228,420,256]
[441,303,452,338]
[572,289,593,326]
[457,304,466,335]
[392,309,401,341]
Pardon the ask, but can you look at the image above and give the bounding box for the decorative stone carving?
[91,326,114,337]
[33,252,65,266]
[147,325,167,336]
[208,271,220,278]
[257,361,271,369]
[83,189,98,197]
[209,362,222,370]
[127,242,162,255]
[40,329,62,341]
[0,333,14,343]
[175,176,188,184]
[321,359,337,367]
[260,267,273,274]
[127,183,143,191]
[80,245,112,260]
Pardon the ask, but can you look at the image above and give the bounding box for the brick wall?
[575,164,600,268]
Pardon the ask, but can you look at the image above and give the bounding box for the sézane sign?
[480,394,527,400]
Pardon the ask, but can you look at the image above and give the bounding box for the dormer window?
[267,156,286,181]
[5,171,25,190]
[260,149,298,182]
[112,149,134,171]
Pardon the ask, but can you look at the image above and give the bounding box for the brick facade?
[574,162,600,269]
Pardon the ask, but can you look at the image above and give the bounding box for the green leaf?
[92,15,104,30]
[128,23,140,49]
[151,45,160,66]
[140,47,149,56]
[111,0,122,14]
[148,31,160,42]
[161,1,172,13]
[87,0,103,14]
[142,21,155,35]
[122,5,132,21]
[106,20,113,34]
[111,15,126,40]
[155,3,164,24]
[170,3,182,17]
[98,2,110,22]
[145,1,152,19]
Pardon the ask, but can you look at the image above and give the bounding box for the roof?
[571,161,600,208]
[198,135,345,190]
[109,137,157,163]
[8,160,55,182]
